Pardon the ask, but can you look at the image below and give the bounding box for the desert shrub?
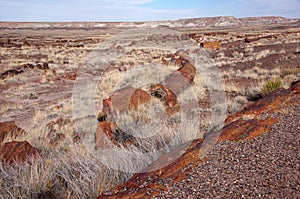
[261,79,283,96]
[0,101,201,198]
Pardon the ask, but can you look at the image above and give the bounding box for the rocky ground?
[98,80,300,199]
[152,104,300,198]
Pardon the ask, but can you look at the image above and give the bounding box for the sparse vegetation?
[261,79,283,96]
[1,19,300,198]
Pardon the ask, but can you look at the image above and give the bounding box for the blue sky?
[0,0,299,22]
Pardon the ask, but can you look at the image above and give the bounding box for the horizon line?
[0,15,298,23]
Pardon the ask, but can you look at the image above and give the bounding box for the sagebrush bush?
[261,79,283,96]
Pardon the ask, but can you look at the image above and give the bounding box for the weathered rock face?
[0,16,294,30]
[0,121,26,143]
[97,80,300,198]
[0,141,41,165]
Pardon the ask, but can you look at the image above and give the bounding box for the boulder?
[102,86,151,120]
[0,141,41,165]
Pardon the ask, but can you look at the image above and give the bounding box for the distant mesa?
[0,16,298,30]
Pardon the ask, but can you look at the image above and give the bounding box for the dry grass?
[0,148,128,199]
[0,103,24,116]
[0,91,203,198]
[0,109,128,198]
[227,95,248,114]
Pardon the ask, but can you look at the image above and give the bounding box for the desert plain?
[0,16,299,198]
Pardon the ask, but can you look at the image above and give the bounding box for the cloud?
[0,0,198,21]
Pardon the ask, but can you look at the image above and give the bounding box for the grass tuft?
[261,79,283,96]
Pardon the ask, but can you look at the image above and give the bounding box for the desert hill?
[0,16,298,29]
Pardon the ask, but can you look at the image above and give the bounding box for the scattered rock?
[245,35,277,43]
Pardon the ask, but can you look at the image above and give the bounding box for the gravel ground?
[156,104,300,198]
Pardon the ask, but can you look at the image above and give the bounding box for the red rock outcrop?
[0,121,26,143]
[149,84,180,115]
[218,117,277,142]
[225,87,291,123]
[95,121,133,148]
[97,80,300,198]
[102,86,151,120]
[97,87,151,148]
[0,141,41,165]
[97,52,197,149]
[200,41,221,50]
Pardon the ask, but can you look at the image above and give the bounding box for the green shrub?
[261,79,283,96]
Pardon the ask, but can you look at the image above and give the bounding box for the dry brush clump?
[260,79,284,96]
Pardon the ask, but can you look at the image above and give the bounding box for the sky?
[0,0,300,22]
